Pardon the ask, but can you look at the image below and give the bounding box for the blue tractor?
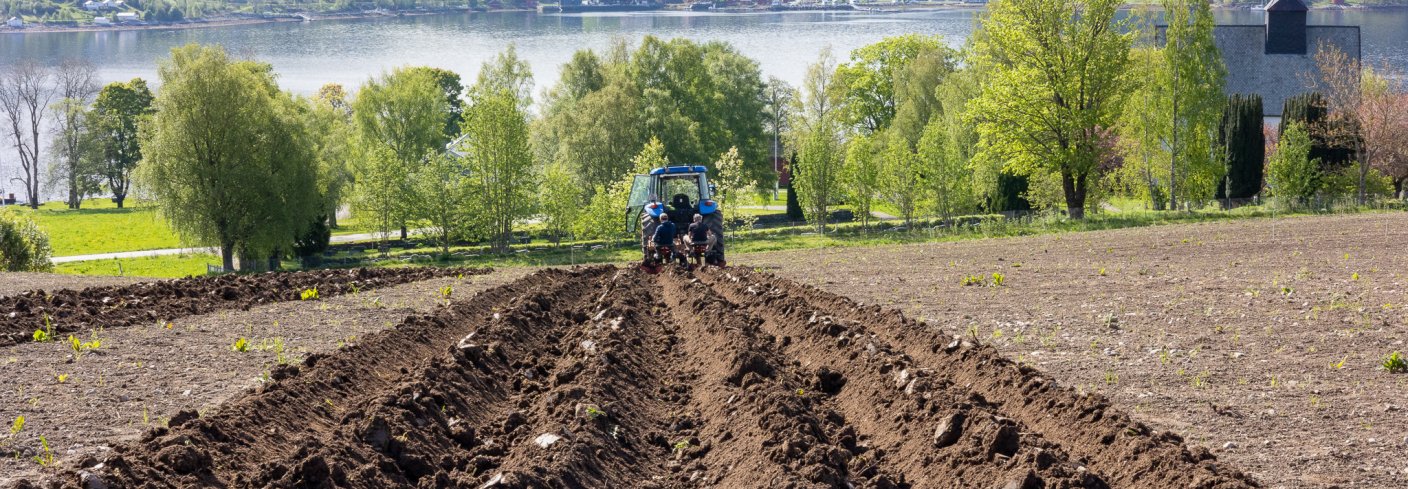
[627,165,726,271]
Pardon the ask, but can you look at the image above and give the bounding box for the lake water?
[2,8,1405,97]
[0,8,1405,199]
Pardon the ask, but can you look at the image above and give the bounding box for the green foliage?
[991,272,1006,287]
[1267,122,1321,206]
[1280,92,1356,172]
[539,162,581,243]
[835,34,957,133]
[969,0,1132,219]
[574,138,664,240]
[712,146,757,233]
[790,49,844,233]
[140,44,321,271]
[1218,94,1266,199]
[33,435,52,467]
[1383,351,1407,373]
[459,86,537,252]
[352,65,452,243]
[0,210,54,272]
[32,315,53,342]
[300,287,319,301]
[877,131,925,226]
[785,181,804,222]
[232,337,249,353]
[9,416,21,436]
[841,134,881,228]
[408,152,473,254]
[67,332,101,360]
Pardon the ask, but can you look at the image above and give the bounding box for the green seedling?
[231,337,250,353]
[1382,351,1407,373]
[33,436,54,466]
[585,405,606,419]
[672,439,691,452]
[1331,355,1348,370]
[1098,267,1107,276]
[300,287,319,301]
[56,374,69,384]
[1104,370,1118,385]
[9,416,22,436]
[1351,272,1360,281]
[960,275,983,286]
[990,272,1006,287]
[67,334,101,360]
[32,315,54,343]
[439,285,453,300]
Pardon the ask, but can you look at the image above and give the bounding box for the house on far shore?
[94,16,112,26]
[1209,0,1359,116]
[5,17,23,28]
[115,12,139,23]
[84,0,125,11]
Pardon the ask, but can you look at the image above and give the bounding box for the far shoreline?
[1,2,1403,36]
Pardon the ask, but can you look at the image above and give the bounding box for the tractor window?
[662,176,701,211]
[627,175,653,207]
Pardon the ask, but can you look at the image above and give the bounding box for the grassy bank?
[54,199,1402,278]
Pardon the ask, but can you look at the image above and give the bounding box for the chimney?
[1265,0,1308,54]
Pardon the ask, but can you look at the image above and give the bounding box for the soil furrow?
[0,267,491,347]
[704,267,1258,488]
[657,271,861,488]
[696,268,1104,488]
[26,267,599,488]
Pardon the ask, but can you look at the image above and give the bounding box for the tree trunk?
[114,195,125,209]
[267,251,280,272]
[221,241,235,274]
[400,225,408,241]
[1394,177,1404,200]
[1061,170,1087,220]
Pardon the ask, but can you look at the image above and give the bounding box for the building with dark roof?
[1213,0,1359,116]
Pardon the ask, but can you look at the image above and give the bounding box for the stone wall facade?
[1214,24,1360,116]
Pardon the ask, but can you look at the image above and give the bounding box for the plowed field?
[12,266,1255,489]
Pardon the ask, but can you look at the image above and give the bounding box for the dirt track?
[20,266,1256,488]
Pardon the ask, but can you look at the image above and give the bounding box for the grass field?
[54,253,217,278]
[11,199,183,257]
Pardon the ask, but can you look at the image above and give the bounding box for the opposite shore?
[0,2,1404,35]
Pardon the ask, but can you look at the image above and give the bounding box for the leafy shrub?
[0,210,53,272]
[1383,351,1407,373]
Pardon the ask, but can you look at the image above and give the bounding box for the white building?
[83,0,125,11]
[5,17,23,28]
[94,16,112,26]
[115,12,139,23]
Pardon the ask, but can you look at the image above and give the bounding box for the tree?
[1158,0,1226,209]
[1217,94,1265,200]
[0,210,52,272]
[0,60,55,209]
[139,44,321,272]
[1356,64,1408,199]
[1267,121,1319,207]
[574,138,666,241]
[1280,92,1354,173]
[408,66,466,139]
[352,66,451,240]
[712,146,757,233]
[763,77,795,198]
[835,34,956,133]
[91,78,154,209]
[841,133,881,229]
[460,89,535,252]
[918,112,977,221]
[49,59,100,209]
[878,131,925,226]
[1307,43,1369,204]
[969,0,1132,219]
[407,152,472,255]
[789,49,844,233]
[351,144,405,253]
[307,84,356,229]
[472,44,534,112]
[539,162,581,244]
[890,44,958,145]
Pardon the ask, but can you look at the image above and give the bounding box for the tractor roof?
[649,165,708,175]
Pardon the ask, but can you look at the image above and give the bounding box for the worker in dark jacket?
[653,214,677,247]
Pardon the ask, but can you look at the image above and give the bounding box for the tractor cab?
[626,166,716,233]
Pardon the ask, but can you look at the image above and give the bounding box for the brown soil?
[0,268,530,484]
[13,266,1254,488]
[0,273,141,298]
[0,267,490,347]
[740,212,1408,488]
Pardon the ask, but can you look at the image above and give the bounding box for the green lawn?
[13,199,183,257]
[55,253,218,278]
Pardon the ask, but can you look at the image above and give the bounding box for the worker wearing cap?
[640,202,663,261]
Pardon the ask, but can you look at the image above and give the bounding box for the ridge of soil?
[19,266,1256,488]
[0,267,490,347]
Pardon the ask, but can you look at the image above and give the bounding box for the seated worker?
[640,203,663,261]
[653,214,678,256]
[683,213,716,266]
